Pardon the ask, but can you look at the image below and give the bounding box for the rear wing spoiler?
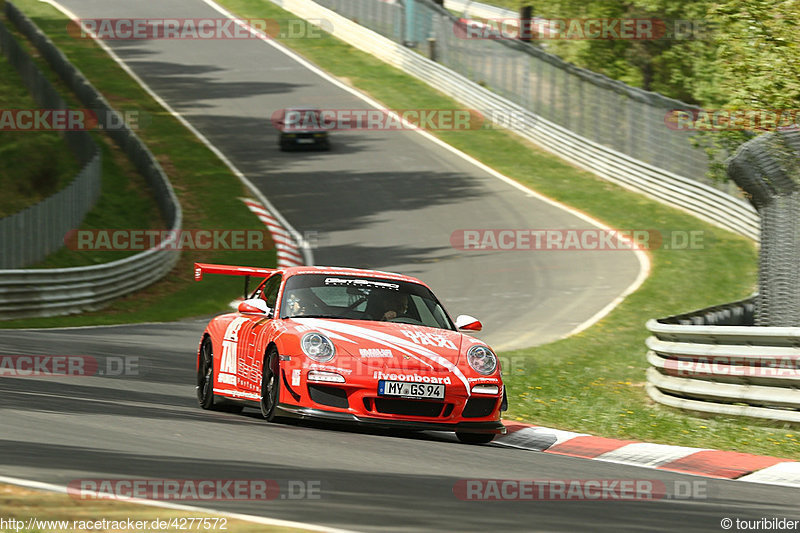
[194,263,277,297]
[193,263,277,281]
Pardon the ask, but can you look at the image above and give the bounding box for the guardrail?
[271,0,796,420]
[645,130,800,422]
[0,15,101,268]
[646,304,800,423]
[0,2,182,320]
[444,0,516,20]
[271,0,759,240]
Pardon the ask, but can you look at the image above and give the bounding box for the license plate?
[378,380,445,400]
[297,138,315,144]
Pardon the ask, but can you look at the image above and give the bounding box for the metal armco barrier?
[270,0,759,240]
[0,3,182,319]
[0,16,101,268]
[646,132,800,421]
[269,0,800,421]
[264,0,800,421]
[646,307,800,423]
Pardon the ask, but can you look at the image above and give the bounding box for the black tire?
[260,348,281,422]
[197,337,216,410]
[456,432,496,445]
[196,337,243,413]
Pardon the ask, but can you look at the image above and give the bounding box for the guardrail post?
[427,37,436,62]
[404,0,416,47]
[519,5,533,42]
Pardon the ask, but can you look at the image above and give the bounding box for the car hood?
[286,318,463,372]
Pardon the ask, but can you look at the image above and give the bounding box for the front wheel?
[260,348,281,422]
[456,432,495,445]
[196,337,243,413]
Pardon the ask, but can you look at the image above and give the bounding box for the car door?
[241,273,283,394]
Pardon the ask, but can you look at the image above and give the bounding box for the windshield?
[280,274,455,330]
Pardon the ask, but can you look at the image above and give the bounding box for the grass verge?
[0,0,276,327]
[1,12,165,267]
[212,0,800,459]
[0,42,79,218]
[0,483,315,533]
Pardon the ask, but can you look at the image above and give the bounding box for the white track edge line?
[0,475,359,533]
[199,0,651,342]
[38,0,646,339]
[40,0,313,267]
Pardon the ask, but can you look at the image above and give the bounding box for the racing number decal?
[219,317,249,386]
[402,330,457,350]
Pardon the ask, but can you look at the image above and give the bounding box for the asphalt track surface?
[1,325,799,532]
[4,1,797,532]
[53,0,643,351]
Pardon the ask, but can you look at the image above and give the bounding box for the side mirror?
[238,298,271,315]
[455,314,482,331]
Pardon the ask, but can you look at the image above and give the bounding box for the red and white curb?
[496,422,800,488]
[241,198,304,268]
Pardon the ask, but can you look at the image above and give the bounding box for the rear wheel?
[197,337,216,410]
[260,348,281,422]
[196,337,243,413]
[456,432,495,445]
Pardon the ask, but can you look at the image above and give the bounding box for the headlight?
[467,345,497,375]
[301,332,335,362]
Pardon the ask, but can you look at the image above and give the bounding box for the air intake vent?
[308,384,349,409]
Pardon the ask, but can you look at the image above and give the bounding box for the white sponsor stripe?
[314,325,434,369]
[594,442,709,468]
[213,388,261,400]
[738,462,800,488]
[300,319,468,389]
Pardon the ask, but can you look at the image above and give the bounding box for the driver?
[286,291,308,317]
[381,292,409,321]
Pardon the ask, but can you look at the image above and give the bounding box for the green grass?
[0,483,312,533]
[1,0,275,326]
[0,46,80,218]
[1,11,166,267]
[209,0,800,459]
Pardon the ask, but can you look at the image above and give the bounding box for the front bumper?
[276,403,507,434]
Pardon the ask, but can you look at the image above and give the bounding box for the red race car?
[194,263,507,444]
